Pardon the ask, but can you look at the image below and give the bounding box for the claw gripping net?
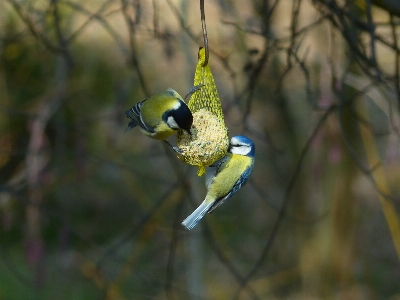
[177,47,229,176]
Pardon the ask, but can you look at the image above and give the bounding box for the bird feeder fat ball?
[176,48,229,176]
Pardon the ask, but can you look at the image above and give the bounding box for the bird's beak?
[185,128,192,136]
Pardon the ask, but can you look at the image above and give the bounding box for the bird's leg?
[184,84,205,101]
[164,140,183,154]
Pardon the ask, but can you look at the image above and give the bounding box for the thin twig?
[96,182,179,268]
[233,104,337,298]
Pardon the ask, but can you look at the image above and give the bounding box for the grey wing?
[208,164,253,214]
[125,99,155,133]
[126,100,142,121]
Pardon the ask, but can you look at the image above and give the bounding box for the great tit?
[182,135,255,230]
[125,88,195,151]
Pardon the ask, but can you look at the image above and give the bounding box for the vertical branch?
[152,0,160,37]
[165,195,184,300]
[26,115,46,287]
[389,14,400,106]
[365,0,377,71]
[289,0,302,53]
[120,0,150,95]
[25,56,67,287]
[200,0,209,66]
[357,100,400,260]
[51,0,74,68]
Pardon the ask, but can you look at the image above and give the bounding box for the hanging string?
[176,48,229,176]
[200,0,209,67]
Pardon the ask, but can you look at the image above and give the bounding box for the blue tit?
[125,88,193,141]
[182,135,255,230]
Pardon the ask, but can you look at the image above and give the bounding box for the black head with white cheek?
[163,100,193,134]
[228,136,255,157]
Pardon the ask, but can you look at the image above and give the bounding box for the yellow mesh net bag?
[177,47,229,176]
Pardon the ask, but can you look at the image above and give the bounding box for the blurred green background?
[1,0,400,299]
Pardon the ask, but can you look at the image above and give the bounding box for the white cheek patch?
[172,101,181,110]
[230,145,251,156]
[167,116,179,129]
[230,137,240,145]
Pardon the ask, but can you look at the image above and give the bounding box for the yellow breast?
[206,154,252,202]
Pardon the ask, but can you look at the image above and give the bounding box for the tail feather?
[182,200,215,230]
[125,120,138,132]
[125,105,141,131]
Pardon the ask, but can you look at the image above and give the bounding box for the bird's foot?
[164,140,183,154]
[172,146,184,154]
[184,84,205,101]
